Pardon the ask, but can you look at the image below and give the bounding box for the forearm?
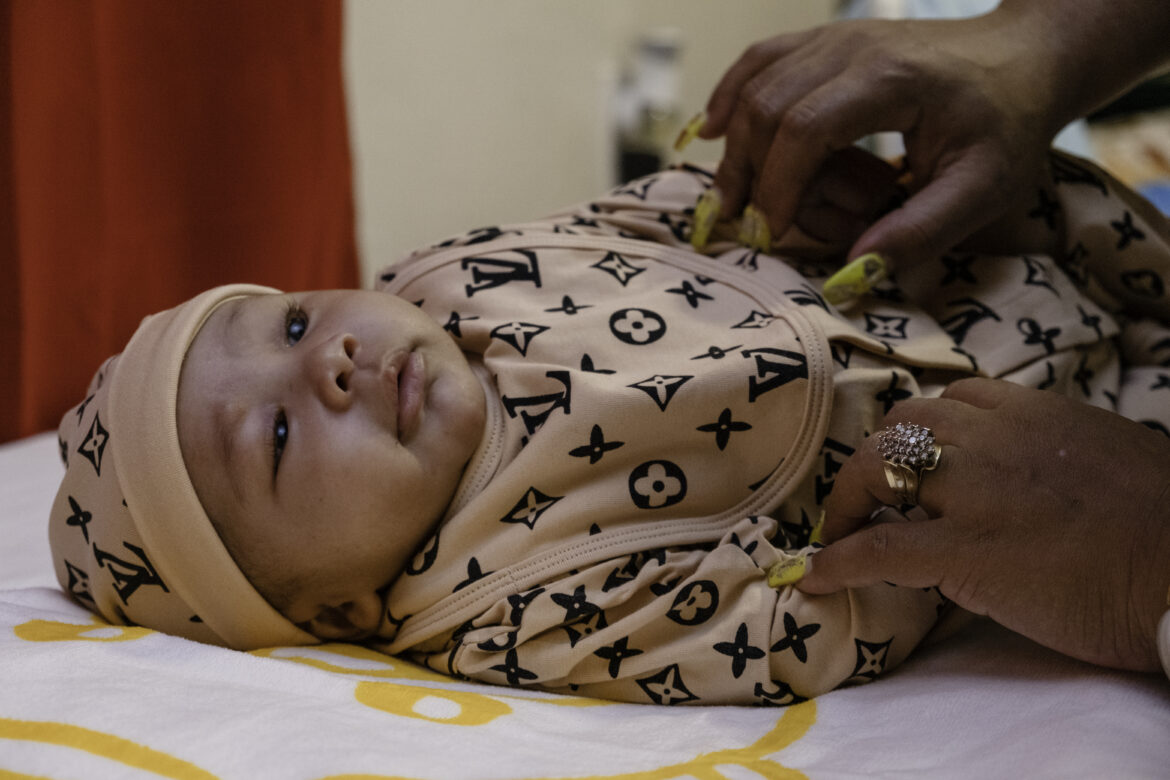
[994,0,1170,130]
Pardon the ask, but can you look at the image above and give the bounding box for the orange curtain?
[1,0,359,442]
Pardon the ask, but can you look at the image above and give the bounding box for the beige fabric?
[48,283,317,649]
[373,155,1170,704]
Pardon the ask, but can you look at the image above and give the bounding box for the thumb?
[797,517,950,594]
[847,155,1005,273]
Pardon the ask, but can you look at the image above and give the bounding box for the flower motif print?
[609,308,666,345]
[628,460,687,510]
[666,580,719,625]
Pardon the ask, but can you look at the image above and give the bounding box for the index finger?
[846,148,1011,272]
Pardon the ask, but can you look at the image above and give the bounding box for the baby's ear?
[300,592,383,641]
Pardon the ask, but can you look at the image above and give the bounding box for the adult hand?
[798,377,1170,672]
[699,12,1063,271]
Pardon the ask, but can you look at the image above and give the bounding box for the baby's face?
[177,290,484,631]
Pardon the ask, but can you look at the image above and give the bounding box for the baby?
[50,153,1170,705]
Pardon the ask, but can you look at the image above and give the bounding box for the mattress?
[3,431,1168,779]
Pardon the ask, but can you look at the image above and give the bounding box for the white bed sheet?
[2,430,1168,779]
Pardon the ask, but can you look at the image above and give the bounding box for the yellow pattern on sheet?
[0,718,216,780]
[14,616,152,642]
[320,700,815,780]
[355,681,514,725]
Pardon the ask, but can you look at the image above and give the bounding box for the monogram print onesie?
[371,155,1170,704]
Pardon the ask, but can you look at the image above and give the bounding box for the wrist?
[995,0,1170,129]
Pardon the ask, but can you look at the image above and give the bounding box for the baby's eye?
[272,410,289,476]
[284,302,308,345]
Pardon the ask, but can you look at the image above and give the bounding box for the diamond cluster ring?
[876,422,942,506]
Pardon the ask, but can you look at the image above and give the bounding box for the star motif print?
[507,587,544,624]
[940,254,978,286]
[544,295,592,315]
[490,321,549,356]
[628,460,687,510]
[696,408,751,450]
[850,637,892,680]
[863,312,909,340]
[500,486,563,530]
[636,664,698,705]
[691,344,741,360]
[713,622,766,678]
[609,308,667,345]
[568,424,624,464]
[592,251,644,286]
[563,608,608,647]
[65,496,92,543]
[875,372,912,414]
[665,280,713,309]
[1111,210,1146,249]
[628,374,691,411]
[594,636,643,678]
[77,412,109,476]
[551,584,601,623]
[490,648,538,687]
[1017,318,1061,354]
[770,612,821,663]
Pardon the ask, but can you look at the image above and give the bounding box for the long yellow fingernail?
[673,111,707,152]
[810,510,826,546]
[691,188,722,250]
[738,204,772,252]
[822,252,889,307]
[767,553,807,588]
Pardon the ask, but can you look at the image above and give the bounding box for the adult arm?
[700,0,1170,274]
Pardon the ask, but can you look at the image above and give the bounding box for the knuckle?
[743,40,772,65]
[740,82,778,127]
[865,524,892,562]
[778,99,824,143]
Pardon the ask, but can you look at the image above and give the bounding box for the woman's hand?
[699,12,1063,271]
[799,377,1170,672]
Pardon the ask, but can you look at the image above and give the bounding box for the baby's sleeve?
[1049,151,1170,323]
[408,515,946,705]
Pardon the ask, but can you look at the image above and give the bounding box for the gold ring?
[876,422,941,506]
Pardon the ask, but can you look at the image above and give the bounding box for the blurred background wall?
[343,1,834,284]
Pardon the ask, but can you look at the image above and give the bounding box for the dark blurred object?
[0,0,359,443]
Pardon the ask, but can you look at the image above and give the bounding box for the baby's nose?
[309,333,356,410]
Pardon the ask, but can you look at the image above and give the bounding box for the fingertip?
[794,555,841,595]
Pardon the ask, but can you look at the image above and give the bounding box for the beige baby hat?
[48,284,317,650]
